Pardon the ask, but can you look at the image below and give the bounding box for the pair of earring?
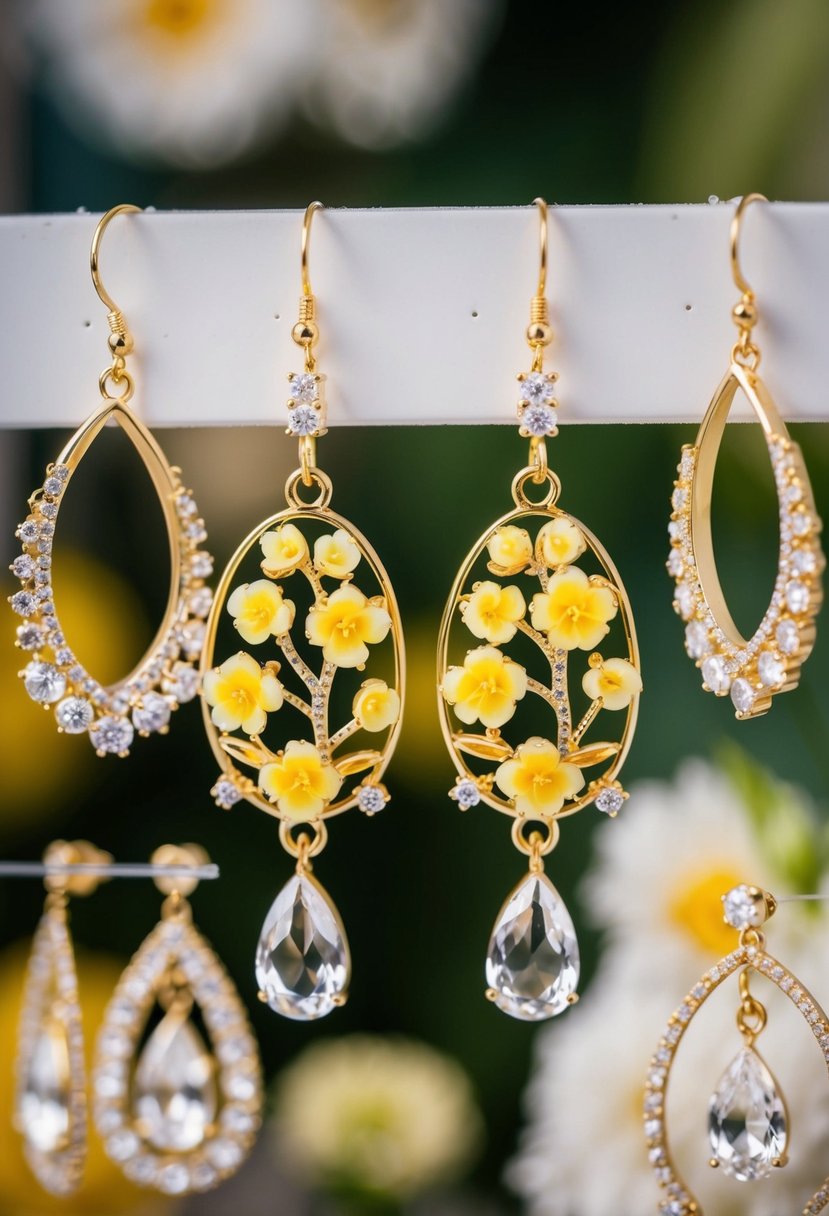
[645,883,829,1214]
[15,841,262,1197]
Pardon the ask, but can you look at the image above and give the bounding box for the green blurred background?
[1,0,828,1211]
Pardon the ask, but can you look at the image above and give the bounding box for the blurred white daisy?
[580,757,820,987]
[509,948,829,1216]
[271,1034,483,1199]
[15,0,319,166]
[301,0,504,149]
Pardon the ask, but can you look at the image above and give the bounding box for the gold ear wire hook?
[729,192,767,298]
[527,198,553,368]
[90,203,142,315]
[90,204,142,384]
[729,193,767,368]
[534,196,548,299]
[301,200,323,299]
[293,201,324,369]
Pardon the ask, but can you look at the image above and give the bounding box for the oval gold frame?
[668,360,824,720]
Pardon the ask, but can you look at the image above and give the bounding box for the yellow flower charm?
[202,652,283,735]
[260,523,309,576]
[462,581,526,645]
[442,645,527,729]
[537,517,586,567]
[487,526,533,573]
[306,584,392,668]
[227,579,296,646]
[259,740,343,820]
[495,736,584,816]
[314,529,361,579]
[530,568,618,651]
[582,656,642,710]
[353,679,401,732]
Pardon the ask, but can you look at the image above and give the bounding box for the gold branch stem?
[329,718,360,751]
[298,558,326,602]
[526,677,556,709]
[282,690,312,718]
[277,634,318,690]
[572,697,603,746]
[515,619,572,751]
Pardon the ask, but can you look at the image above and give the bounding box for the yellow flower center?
[143,0,216,37]
[669,867,744,955]
[231,687,255,708]
[291,768,313,791]
[601,671,624,693]
[565,605,584,622]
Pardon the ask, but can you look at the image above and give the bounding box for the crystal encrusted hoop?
[9,206,212,756]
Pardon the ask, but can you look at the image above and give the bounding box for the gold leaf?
[453,732,514,761]
[334,749,384,776]
[219,735,273,768]
[567,741,620,767]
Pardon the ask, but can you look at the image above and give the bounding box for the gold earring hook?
[526,198,553,367]
[301,200,324,298]
[533,196,548,299]
[729,192,767,298]
[90,203,143,314]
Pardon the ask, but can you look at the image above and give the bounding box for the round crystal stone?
[55,697,94,733]
[212,778,242,809]
[452,778,480,809]
[790,511,812,537]
[17,623,45,650]
[776,619,799,656]
[157,1163,191,1195]
[89,715,134,755]
[701,655,731,694]
[730,677,756,715]
[666,549,683,577]
[522,404,558,437]
[674,582,695,620]
[132,693,171,734]
[791,548,817,575]
[179,622,205,660]
[12,554,35,579]
[188,587,213,617]
[11,590,37,616]
[785,580,809,613]
[685,620,710,659]
[289,372,318,403]
[671,486,687,512]
[287,405,319,436]
[723,884,765,929]
[520,371,555,406]
[162,661,200,703]
[594,788,624,815]
[357,785,386,815]
[190,552,214,579]
[758,650,786,688]
[17,520,39,543]
[23,661,66,704]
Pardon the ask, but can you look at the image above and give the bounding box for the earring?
[15,840,111,1195]
[668,194,824,719]
[437,200,642,1021]
[93,845,262,1196]
[644,883,829,1212]
[9,204,213,757]
[201,202,404,1021]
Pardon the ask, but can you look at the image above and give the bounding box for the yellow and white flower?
[227,579,295,645]
[202,652,283,735]
[442,645,526,729]
[260,523,309,576]
[582,657,642,710]
[495,737,584,816]
[258,739,342,820]
[531,569,617,651]
[487,525,533,574]
[536,517,586,567]
[352,680,400,733]
[462,581,526,645]
[313,529,361,579]
[306,585,391,668]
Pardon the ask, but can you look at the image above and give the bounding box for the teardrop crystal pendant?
[708,1046,788,1181]
[94,915,262,1196]
[15,900,87,1195]
[485,871,580,1021]
[255,872,350,1020]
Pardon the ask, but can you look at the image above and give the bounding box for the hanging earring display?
[8,205,213,757]
[644,884,829,1214]
[15,840,111,1195]
[668,194,824,719]
[437,200,641,1021]
[201,203,404,1020]
[93,846,262,1196]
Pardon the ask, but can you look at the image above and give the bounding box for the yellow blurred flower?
[313,529,361,579]
[487,525,533,573]
[537,517,586,567]
[260,523,309,576]
[531,569,618,651]
[442,645,526,729]
[306,585,391,668]
[495,736,584,816]
[352,680,400,733]
[462,580,526,645]
[582,657,642,710]
[227,579,295,645]
[271,1035,483,1200]
[202,652,283,734]
[0,942,164,1214]
[258,739,343,819]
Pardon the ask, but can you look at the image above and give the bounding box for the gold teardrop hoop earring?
[668,194,824,719]
[9,205,213,756]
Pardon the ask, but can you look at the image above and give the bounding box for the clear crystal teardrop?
[485,871,580,1021]
[133,1007,217,1152]
[255,873,350,1020]
[18,1018,71,1154]
[708,1046,788,1181]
